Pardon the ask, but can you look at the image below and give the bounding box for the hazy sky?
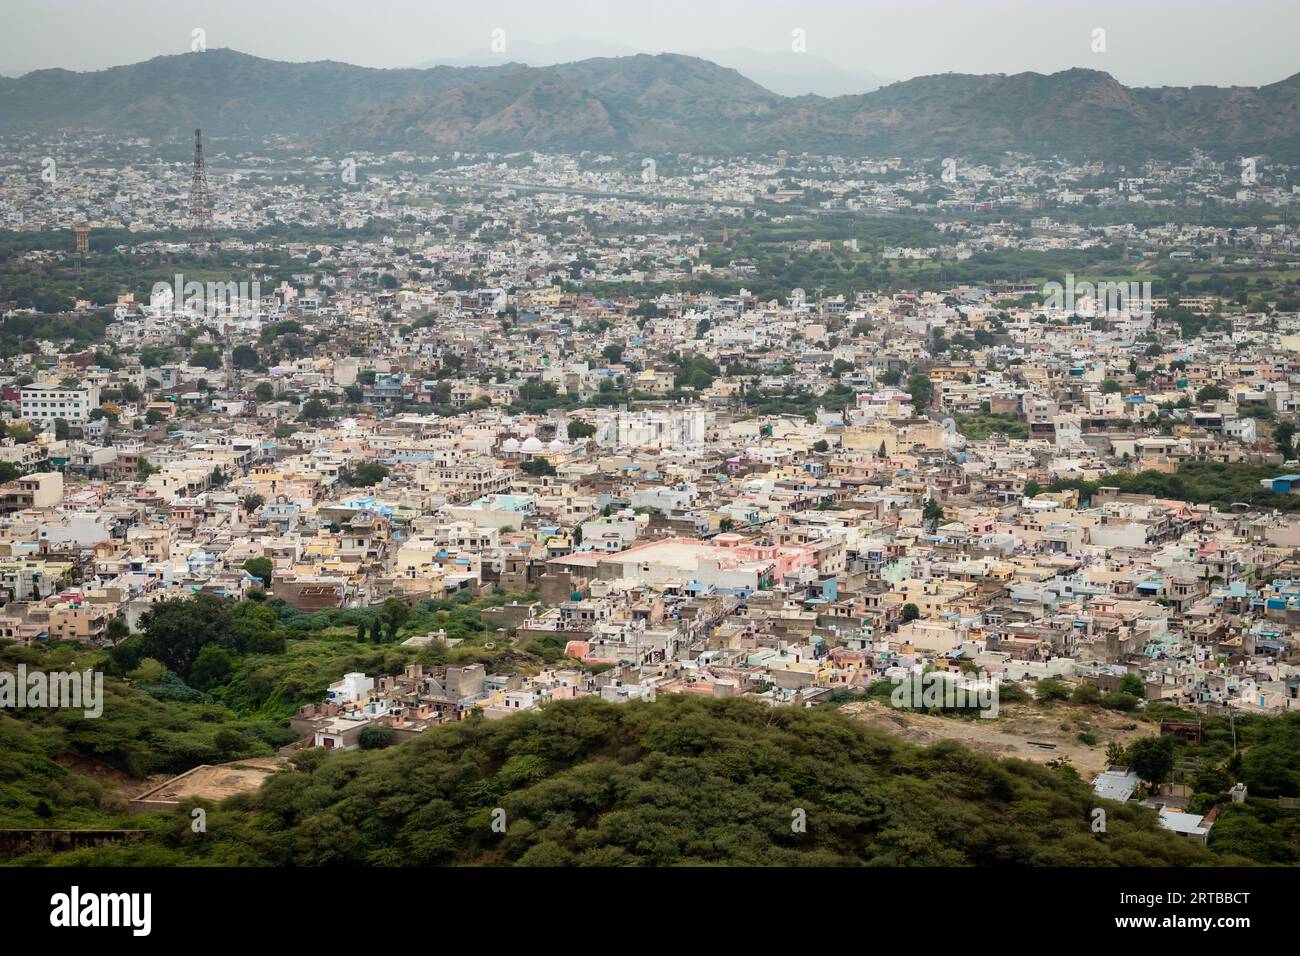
[4,0,1296,89]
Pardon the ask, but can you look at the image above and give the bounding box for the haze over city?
[4,0,1298,91]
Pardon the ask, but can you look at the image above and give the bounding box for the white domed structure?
[521,436,545,455]
[548,438,567,452]
[502,438,521,453]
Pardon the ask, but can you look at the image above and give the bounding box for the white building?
[328,672,374,704]
[20,383,101,425]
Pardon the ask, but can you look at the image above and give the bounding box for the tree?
[1105,741,1128,766]
[105,617,130,645]
[381,598,410,640]
[521,457,557,477]
[1275,421,1296,459]
[190,644,234,691]
[191,345,223,370]
[242,493,265,514]
[567,420,596,440]
[254,382,275,402]
[1118,673,1145,698]
[1128,735,1175,787]
[1071,682,1102,705]
[358,725,395,750]
[907,373,932,409]
[346,462,389,487]
[922,498,944,531]
[300,398,332,422]
[901,603,921,623]
[1196,383,1230,403]
[231,344,260,369]
[137,593,236,680]
[1100,379,1122,395]
[214,728,254,759]
[1208,805,1293,863]
[718,517,735,532]
[813,439,829,453]
[1101,692,1140,712]
[1035,679,1070,702]
[242,557,273,587]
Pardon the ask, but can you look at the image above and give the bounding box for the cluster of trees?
[341,462,390,487]
[108,593,287,692]
[1033,674,1144,713]
[1048,461,1300,512]
[741,382,854,420]
[672,353,721,391]
[567,420,597,440]
[203,589,544,717]
[1126,707,1300,864]
[955,413,1029,440]
[0,311,112,357]
[10,610,1300,866]
[0,640,297,812]
[520,457,557,477]
[28,695,1230,867]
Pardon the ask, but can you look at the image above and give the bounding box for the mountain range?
[413,39,892,97]
[3,48,1299,161]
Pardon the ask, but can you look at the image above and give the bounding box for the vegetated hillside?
[0,49,512,140]
[818,68,1300,161]
[0,640,299,831]
[333,62,1300,160]
[330,54,781,153]
[31,695,1232,867]
[5,49,1299,160]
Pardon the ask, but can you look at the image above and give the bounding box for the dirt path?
[840,700,1158,777]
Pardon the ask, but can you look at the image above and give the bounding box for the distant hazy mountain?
[0,49,514,141]
[3,48,1298,161]
[416,39,891,97]
[336,59,1300,161]
[337,54,781,153]
[413,36,643,71]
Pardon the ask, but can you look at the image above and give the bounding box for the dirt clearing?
[840,700,1158,777]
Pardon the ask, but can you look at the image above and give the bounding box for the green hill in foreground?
[24,695,1235,867]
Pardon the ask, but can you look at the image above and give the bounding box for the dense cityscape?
[1,7,1298,920]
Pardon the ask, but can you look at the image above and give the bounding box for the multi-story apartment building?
[20,382,101,424]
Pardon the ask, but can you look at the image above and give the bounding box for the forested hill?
[5,49,1300,161]
[31,694,1229,866]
